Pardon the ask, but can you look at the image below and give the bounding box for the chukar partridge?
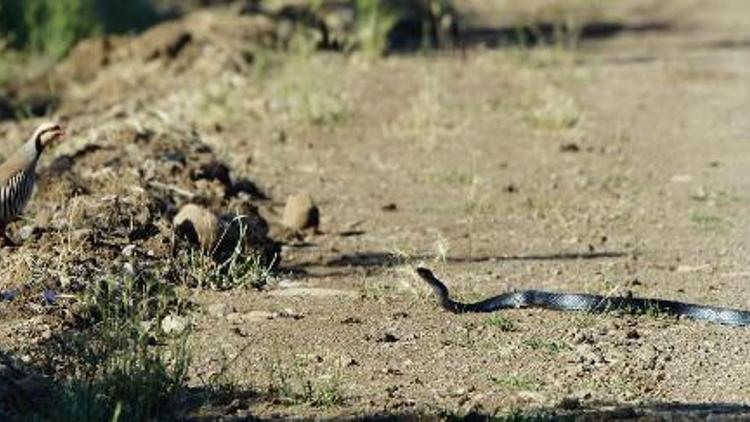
[0,122,65,246]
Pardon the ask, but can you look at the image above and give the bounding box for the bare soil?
[2,0,750,419]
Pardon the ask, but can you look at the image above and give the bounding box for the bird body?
[0,122,65,245]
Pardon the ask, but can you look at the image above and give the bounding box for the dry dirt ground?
[2,0,750,420]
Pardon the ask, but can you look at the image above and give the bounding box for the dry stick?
[147,181,197,200]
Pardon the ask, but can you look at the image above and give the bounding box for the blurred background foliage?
[0,0,455,59]
[0,0,160,58]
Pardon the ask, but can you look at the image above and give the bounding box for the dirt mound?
[0,119,279,317]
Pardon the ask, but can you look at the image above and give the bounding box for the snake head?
[415,267,434,279]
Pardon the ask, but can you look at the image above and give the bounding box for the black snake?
[415,267,750,327]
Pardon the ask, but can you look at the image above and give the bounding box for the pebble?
[17,225,35,241]
[242,310,276,322]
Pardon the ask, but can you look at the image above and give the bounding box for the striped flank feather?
[0,167,36,221]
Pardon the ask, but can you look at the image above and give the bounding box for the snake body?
[415,267,750,327]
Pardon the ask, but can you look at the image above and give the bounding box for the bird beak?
[55,125,66,140]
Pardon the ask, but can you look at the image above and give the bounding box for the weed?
[418,169,475,186]
[689,212,733,233]
[176,216,276,290]
[268,356,345,407]
[432,234,450,263]
[524,86,582,131]
[353,0,401,56]
[391,67,460,147]
[486,315,517,332]
[179,247,274,290]
[1,0,158,58]
[265,57,349,127]
[195,346,251,408]
[28,272,191,421]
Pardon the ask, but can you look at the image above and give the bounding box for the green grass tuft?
[0,0,158,58]
[486,315,517,332]
[26,272,191,421]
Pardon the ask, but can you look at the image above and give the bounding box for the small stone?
[452,387,467,397]
[243,310,276,322]
[161,314,188,335]
[42,290,57,305]
[625,329,640,340]
[337,356,358,368]
[17,225,35,241]
[122,244,136,257]
[560,143,580,153]
[670,174,692,183]
[341,316,362,324]
[282,193,319,230]
[207,303,233,318]
[276,308,303,320]
[377,333,399,343]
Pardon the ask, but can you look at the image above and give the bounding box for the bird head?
[32,122,66,152]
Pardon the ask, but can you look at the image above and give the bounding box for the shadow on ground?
[322,250,627,269]
[452,21,671,50]
[5,348,750,422]
[183,400,750,421]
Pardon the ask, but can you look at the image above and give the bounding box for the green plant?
[178,217,276,290]
[28,272,191,421]
[180,247,274,290]
[354,0,401,55]
[486,315,517,332]
[22,0,99,58]
[0,0,158,58]
[268,357,345,407]
[689,212,733,233]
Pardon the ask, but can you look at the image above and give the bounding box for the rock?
[173,204,220,251]
[282,193,319,230]
[161,314,189,335]
[17,225,35,241]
